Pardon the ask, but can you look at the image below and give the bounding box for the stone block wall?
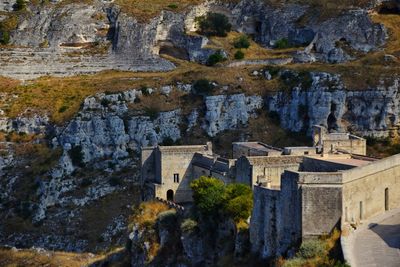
[342,154,400,224]
[301,156,357,172]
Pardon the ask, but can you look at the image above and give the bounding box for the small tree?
[223,183,253,222]
[14,0,27,11]
[207,52,226,66]
[275,38,290,49]
[192,79,214,95]
[196,12,232,37]
[190,176,225,216]
[234,50,245,60]
[234,35,250,49]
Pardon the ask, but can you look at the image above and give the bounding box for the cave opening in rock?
[158,41,189,60]
[377,1,400,14]
[327,103,338,132]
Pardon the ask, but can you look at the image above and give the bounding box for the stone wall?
[301,157,359,172]
[322,138,366,155]
[342,154,400,224]
[250,174,302,259]
[236,156,302,187]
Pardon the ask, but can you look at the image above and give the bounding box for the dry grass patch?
[114,0,203,22]
[0,247,112,267]
[129,201,171,230]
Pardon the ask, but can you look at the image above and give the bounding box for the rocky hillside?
[1,0,400,264]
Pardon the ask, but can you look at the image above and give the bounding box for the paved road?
[353,211,400,267]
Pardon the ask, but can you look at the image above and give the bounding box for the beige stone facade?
[250,153,400,259]
[141,125,399,259]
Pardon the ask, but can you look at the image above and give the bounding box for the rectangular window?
[174,173,179,183]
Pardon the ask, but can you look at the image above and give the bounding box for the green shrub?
[100,98,110,107]
[58,105,68,113]
[191,177,253,222]
[181,218,198,233]
[192,79,215,95]
[234,35,250,49]
[140,86,150,96]
[68,145,85,167]
[234,50,245,60]
[297,239,326,259]
[167,3,178,9]
[207,52,226,66]
[275,38,290,49]
[190,176,225,216]
[14,0,27,11]
[0,31,10,45]
[223,183,253,222]
[196,12,232,37]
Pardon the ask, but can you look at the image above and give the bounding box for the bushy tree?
[190,176,225,216]
[207,52,226,66]
[234,50,244,60]
[190,177,253,222]
[234,35,250,49]
[196,12,232,37]
[14,0,27,11]
[192,79,215,95]
[275,38,290,49]
[223,183,253,222]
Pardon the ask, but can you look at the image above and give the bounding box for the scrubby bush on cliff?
[192,79,215,95]
[297,239,326,259]
[234,35,250,49]
[14,0,27,11]
[207,51,226,66]
[196,12,232,37]
[275,38,290,49]
[190,177,253,223]
[180,218,198,233]
[234,50,245,60]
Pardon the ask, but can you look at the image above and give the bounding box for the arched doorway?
[167,190,174,201]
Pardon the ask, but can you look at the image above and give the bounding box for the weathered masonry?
[250,153,400,259]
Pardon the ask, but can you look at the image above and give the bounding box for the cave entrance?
[377,1,400,14]
[167,189,174,202]
[327,103,338,132]
[158,41,189,60]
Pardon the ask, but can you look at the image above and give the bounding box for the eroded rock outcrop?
[203,94,263,136]
[268,71,400,137]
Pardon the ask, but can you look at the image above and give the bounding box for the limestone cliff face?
[0,0,388,79]
[268,71,400,138]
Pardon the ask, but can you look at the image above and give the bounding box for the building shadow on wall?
[368,223,400,249]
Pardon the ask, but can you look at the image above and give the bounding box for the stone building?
[141,125,369,202]
[141,125,399,258]
[250,153,400,259]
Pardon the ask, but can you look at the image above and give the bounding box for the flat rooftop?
[314,156,376,167]
[234,142,282,152]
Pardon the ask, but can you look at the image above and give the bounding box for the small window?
[174,173,179,183]
[304,151,309,155]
